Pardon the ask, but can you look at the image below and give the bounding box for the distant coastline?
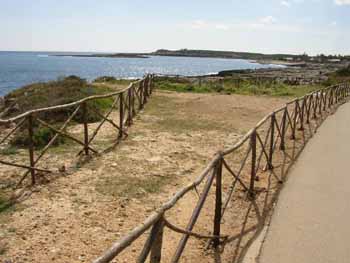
[50,49,346,68]
[53,53,148,59]
[51,49,296,61]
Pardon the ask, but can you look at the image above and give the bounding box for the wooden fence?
[92,82,350,263]
[0,74,154,186]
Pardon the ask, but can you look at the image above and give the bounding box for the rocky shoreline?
[192,61,349,86]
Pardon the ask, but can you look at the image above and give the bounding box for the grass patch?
[0,193,14,215]
[10,125,65,148]
[2,76,116,123]
[335,65,350,77]
[144,95,232,133]
[93,76,132,86]
[154,117,226,133]
[323,65,350,86]
[0,146,18,155]
[155,77,322,98]
[143,95,180,116]
[8,227,16,233]
[96,175,172,198]
[0,245,7,256]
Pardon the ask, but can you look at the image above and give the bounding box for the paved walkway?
[259,102,350,263]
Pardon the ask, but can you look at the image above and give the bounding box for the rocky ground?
[0,90,291,263]
[214,62,348,85]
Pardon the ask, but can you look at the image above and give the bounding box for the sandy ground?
[0,90,289,263]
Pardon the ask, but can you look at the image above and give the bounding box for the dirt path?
[259,101,350,263]
[0,91,288,263]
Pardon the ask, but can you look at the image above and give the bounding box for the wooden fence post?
[213,157,222,247]
[119,93,124,139]
[345,84,348,97]
[340,85,343,100]
[139,81,144,110]
[82,102,89,155]
[323,91,327,111]
[128,88,132,126]
[330,88,334,106]
[313,94,317,119]
[336,86,339,103]
[280,108,287,151]
[131,85,136,117]
[299,99,305,130]
[306,96,311,124]
[149,75,153,95]
[268,113,275,170]
[150,218,164,263]
[27,114,36,185]
[137,217,164,263]
[291,101,297,140]
[249,130,257,199]
[143,76,148,105]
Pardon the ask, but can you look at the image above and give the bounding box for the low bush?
[335,65,350,77]
[93,76,117,82]
[3,76,116,124]
[155,77,320,97]
[10,126,65,148]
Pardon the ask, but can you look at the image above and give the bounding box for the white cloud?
[330,21,337,26]
[215,24,230,30]
[281,1,291,7]
[188,20,230,31]
[335,0,350,5]
[190,20,208,29]
[184,16,303,34]
[260,16,277,25]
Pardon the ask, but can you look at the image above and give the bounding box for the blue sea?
[0,51,283,96]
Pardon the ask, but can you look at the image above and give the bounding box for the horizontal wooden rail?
[0,81,144,124]
[0,74,154,186]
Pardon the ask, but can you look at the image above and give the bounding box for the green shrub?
[93,76,117,83]
[0,193,13,214]
[211,83,224,93]
[93,76,131,86]
[335,65,350,77]
[11,126,65,148]
[3,76,116,124]
[155,76,321,97]
[184,85,195,91]
[0,146,18,155]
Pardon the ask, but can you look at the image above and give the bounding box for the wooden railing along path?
[1,78,349,262]
[92,82,350,263]
[0,74,154,185]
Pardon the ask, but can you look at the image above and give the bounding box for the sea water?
[0,51,283,96]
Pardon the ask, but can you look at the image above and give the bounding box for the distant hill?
[150,49,299,60]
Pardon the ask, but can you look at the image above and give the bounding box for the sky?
[0,0,349,55]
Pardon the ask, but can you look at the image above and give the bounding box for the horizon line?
[0,49,348,57]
